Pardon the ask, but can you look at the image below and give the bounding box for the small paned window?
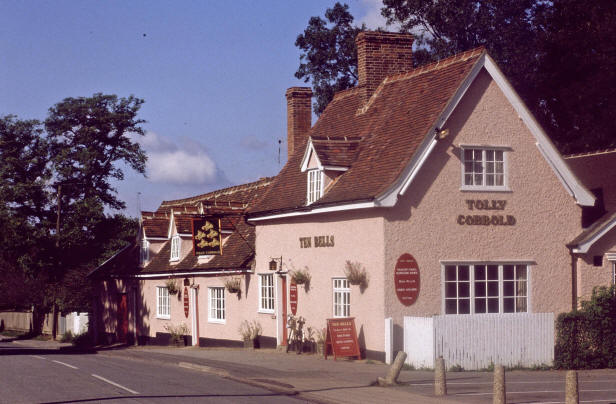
[170,235,181,261]
[140,239,149,264]
[208,287,225,323]
[259,274,275,313]
[462,148,506,190]
[333,278,350,317]
[307,169,323,204]
[444,263,528,315]
[156,287,170,319]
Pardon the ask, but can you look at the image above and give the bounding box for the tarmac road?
[0,338,308,404]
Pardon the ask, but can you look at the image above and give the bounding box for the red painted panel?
[394,253,420,306]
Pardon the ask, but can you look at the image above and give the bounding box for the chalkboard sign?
[325,317,360,360]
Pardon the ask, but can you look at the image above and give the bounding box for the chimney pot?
[285,87,312,159]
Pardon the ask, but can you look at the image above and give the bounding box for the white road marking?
[30,355,45,360]
[91,374,139,395]
[52,360,78,369]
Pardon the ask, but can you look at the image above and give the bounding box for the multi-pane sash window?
[259,274,275,313]
[462,148,506,189]
[156,287,170,319]
[140,239,149,264]
[208,287,225,323]
[444,263,528,314]
[170,235,181,261]
[307,169,323,204]
[333,278,350,317]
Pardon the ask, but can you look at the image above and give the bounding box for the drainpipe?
[569,248,578,312]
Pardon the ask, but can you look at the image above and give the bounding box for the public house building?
[92,31,616,367]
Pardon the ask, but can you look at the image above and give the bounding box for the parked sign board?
[394,253,420,306]
[325,317,360,360]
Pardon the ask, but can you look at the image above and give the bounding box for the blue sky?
[1,1,388,216]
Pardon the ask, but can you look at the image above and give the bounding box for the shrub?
[238,320,262,341]
[164,323,190,344]
[555,285,616,369]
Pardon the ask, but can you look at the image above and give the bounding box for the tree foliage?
[295,3,365,115]
[297,0,616,153]
[0,94,145,320]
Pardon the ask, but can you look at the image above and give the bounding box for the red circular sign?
[289,281,298,315]
[394,253,420,306]
[183,287,189,318]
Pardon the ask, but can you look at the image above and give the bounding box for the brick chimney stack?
[356,31,414,106]
[285,87,313,159]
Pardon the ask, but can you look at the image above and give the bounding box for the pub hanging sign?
[191,217,222,256]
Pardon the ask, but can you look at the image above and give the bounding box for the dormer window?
[307,169,323,204]
[140,239,150,264]
[170,235,181,261]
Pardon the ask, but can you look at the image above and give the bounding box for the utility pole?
[52,185,61,340]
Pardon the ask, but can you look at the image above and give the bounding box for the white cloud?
[137,131,219,185]
[356,0,403,31]
[358,0,388,30]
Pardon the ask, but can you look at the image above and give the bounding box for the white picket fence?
[404,313,554,370]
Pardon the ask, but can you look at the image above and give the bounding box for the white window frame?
[156,286,170,319]
[258,274,275,313]
[140,239,150,264]
[332,278,350,318]
[208,287,225,323]
[307,169,324,204]
[441,263,529,315]
[461,147,508,191]
[170,235,181,261]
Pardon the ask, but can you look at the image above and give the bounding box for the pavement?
[94,343,455,404]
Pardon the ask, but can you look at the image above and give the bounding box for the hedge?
[555,285,616,369]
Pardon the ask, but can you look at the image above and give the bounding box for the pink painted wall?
[383,69,584,350]
[255,210,386,355]
[577,228,616,300]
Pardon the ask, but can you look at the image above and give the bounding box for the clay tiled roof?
[159,177,274,211]
[139,219,254,274]
[311,136,362,168]
[142,217,169,238]
[249,48,485,216]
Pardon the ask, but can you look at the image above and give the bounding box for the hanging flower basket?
[344,261,368,288]
[290,267,311,286]
[224,277,241,294]
[165,279,180,295]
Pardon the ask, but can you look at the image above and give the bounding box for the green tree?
[297,1,616,153]
[295,2,365,115]
[0,93,147,332]
[532,0,616,153]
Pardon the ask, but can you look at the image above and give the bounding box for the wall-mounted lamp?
[269,256,282,271]
[435,127,450,140]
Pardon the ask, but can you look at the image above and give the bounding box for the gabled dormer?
[168,212,195,264]
[140,211,169,267]
[300,136,362,204]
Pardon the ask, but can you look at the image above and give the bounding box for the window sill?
[156,315,170,320]
[460,187,511,193]
[258,309,275,315]
[208,319,225,324]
